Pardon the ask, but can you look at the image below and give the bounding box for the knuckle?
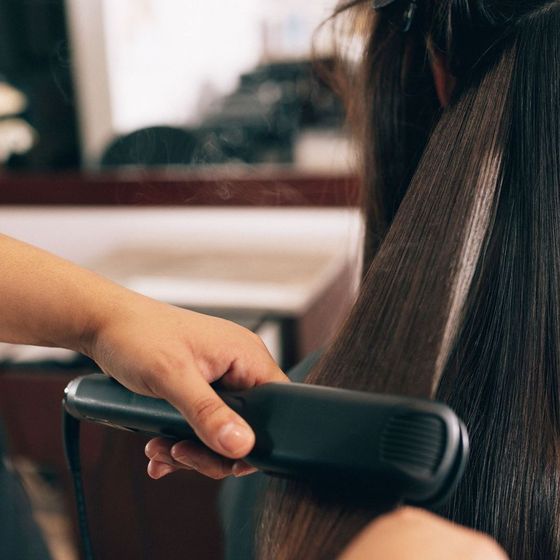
[398,506,419,519]
[387,506,417,524]
[238,327,264,347]
[191,396,225,426]
[249,330,263,344]
[373,507,423,533]
[254,335,270,354]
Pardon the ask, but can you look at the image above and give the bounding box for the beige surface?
[93,248,333,285]
[91,247,349,313]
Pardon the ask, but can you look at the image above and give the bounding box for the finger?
[232,460,258,478]
[154,369,255,460]
[147,460,178,479]
[154,440,257,478]
[145,437,174,460]
[248,353,290,384]
[170,440,236,479]
[146,438,189,479]
[152,452,193,469]
[219,352,289,391]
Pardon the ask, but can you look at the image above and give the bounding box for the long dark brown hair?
[258,1,560,559]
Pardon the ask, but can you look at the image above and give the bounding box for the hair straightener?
[63,374,468,507]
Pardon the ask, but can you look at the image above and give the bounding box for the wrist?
[74,284,138,360]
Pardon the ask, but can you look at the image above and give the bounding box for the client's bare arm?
[340,507,508,560]
[0,234,287,477]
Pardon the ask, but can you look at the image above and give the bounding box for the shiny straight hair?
[258,1,560,559]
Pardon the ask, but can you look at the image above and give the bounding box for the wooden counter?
[0,169,359,207]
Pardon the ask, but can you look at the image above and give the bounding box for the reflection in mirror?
[0,0,352,173]
[0,0,80,170]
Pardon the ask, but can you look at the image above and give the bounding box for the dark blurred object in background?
[0,1,344,172]
[101,127,198,168]
[0,80,37,163]
[0,0,80,170]
[192,59,344,166]
[101,59,344,168]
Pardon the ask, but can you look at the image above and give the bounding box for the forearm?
[0,235,287,472]
[0,234,133,354]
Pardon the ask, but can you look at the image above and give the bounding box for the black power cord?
[62,405,94,560]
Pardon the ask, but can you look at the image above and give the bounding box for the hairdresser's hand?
[88,294,288,480]
[340,507,508,560]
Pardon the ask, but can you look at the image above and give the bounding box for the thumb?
[158,368,255,459]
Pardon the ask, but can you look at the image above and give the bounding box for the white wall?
[65,0,338,166]
[102,0,263,133]
[65,0,113,167]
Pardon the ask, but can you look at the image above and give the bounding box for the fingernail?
[217,422,253,455]
[153,464,174,479]
[232,461,257,478]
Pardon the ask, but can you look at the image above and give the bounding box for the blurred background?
[0,0,353,171]
[0,1,363,559]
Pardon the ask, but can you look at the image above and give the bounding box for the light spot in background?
[101,0,336,134]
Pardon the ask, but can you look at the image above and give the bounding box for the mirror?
[0,0,351,174]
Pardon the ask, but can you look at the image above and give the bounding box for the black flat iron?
[63,374,468,507]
